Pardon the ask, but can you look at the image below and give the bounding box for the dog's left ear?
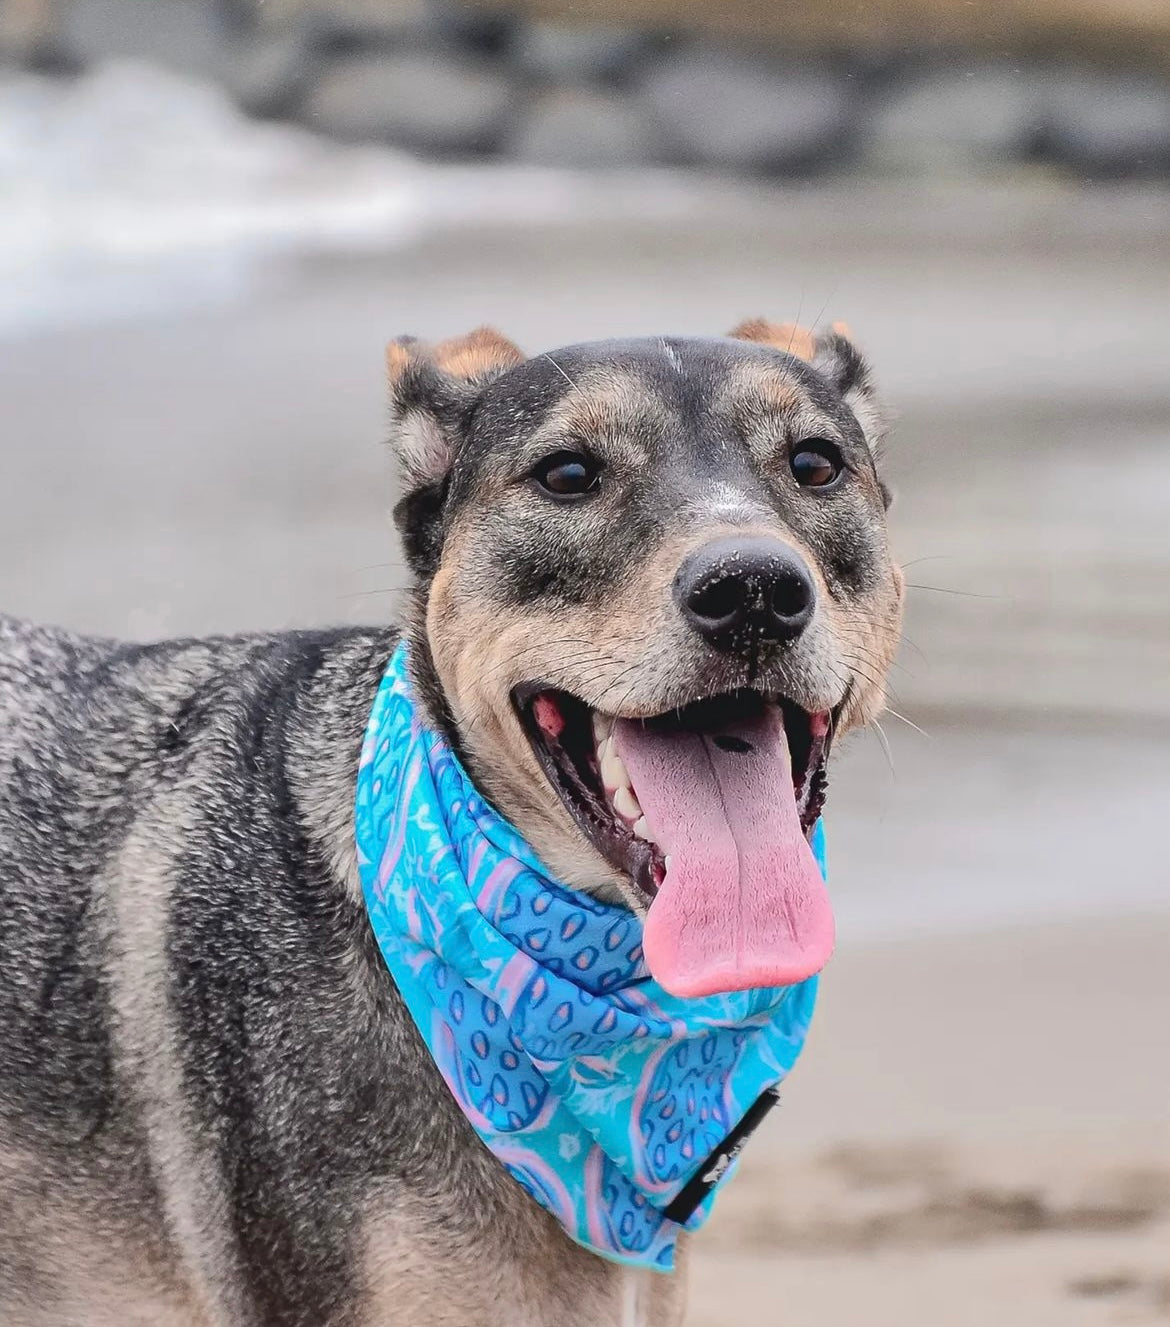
[386,327,524,575]
[729,317,887,450]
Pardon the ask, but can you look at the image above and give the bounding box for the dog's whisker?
[338,587,403,600]
[904,583,997,600]
[461,663,622,739]
[899,555,954,571]
[839,661,902,707]
[840,606,927,664]
[474,639,616,685]
[838,654,886,697]
[541,353,580,393]
[839,643,888,674]
[869,718,896,776]
[596,663,657,722]
[821,663,853,712]
[841,640,911,680]
[589,659,654,714]
[883,706,931,741]
[785,291,806,357]
[808,282,838,340]
[461,647,636,740]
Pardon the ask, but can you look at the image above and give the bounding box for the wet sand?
[1,181,1167,1323]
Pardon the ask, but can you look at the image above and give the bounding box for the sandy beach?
[1,68,1167,1323]
[689,916,1170,1326]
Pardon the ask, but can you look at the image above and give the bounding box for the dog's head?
[386,322,902,998]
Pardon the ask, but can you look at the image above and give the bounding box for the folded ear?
[386,327,524,577]
[385,327,525,487]
[728,317,886,449]
[729,317,820,364]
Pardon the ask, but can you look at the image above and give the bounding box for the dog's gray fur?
[0,616,685,1325]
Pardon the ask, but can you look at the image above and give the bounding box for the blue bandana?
[354,644,824,1271]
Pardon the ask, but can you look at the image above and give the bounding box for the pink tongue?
[613,709,834,999]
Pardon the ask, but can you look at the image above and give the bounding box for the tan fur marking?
[545,367,667,451]
[384,339,413,384]
[827,559,905,734]
[729,318,818,364]
[431,327,525,383]
[108,818,254,1326]
[718,361,806,419]
[386,327,524,389]
[0,1145,209,1327]
[361,1193,686,1327]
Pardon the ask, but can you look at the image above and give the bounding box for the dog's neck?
[397,591,491,794]
[279,627,400,905]
[281,620,618,914]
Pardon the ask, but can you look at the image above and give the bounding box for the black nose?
[674,535,816,651]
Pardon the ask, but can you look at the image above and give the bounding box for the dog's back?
[0,615,408,1324]
[0,615,668,1327]
[0,615,314,1157]
[0,614,216,1320]
[0,612,178,1160]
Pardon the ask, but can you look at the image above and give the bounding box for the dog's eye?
[532,451,601,499]
[790,442,843,489]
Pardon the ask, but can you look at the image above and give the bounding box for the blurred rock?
[507,86,661,166]
[57,0,230,77]
[427,0,518,56]
[513,21,649,84]
[0,0,55,65]
[302,48,516,152]
[296,0,431,47]
[223,28,319,118]
[864,64,1040,173]
[250,0,425,36]
[1037,71,1170,176]
[639,46,852,172]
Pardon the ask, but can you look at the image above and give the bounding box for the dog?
[0,319,902,1326]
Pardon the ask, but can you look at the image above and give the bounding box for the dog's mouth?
[515,686,835,998]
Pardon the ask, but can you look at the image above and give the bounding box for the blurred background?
[1,0,1168,1323]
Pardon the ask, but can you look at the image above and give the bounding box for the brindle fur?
[0,323,901,1325]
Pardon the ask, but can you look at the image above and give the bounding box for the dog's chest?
[359,1183,687,1327]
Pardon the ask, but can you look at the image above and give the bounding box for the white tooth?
[664,854,673,873]
[592,711,615,743]
[632,816,650,840]
[601,748,630,793]
[613,785,641,822]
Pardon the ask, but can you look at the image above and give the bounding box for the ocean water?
[0,61,699,334]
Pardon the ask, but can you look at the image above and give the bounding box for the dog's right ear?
[387,327,524,575]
